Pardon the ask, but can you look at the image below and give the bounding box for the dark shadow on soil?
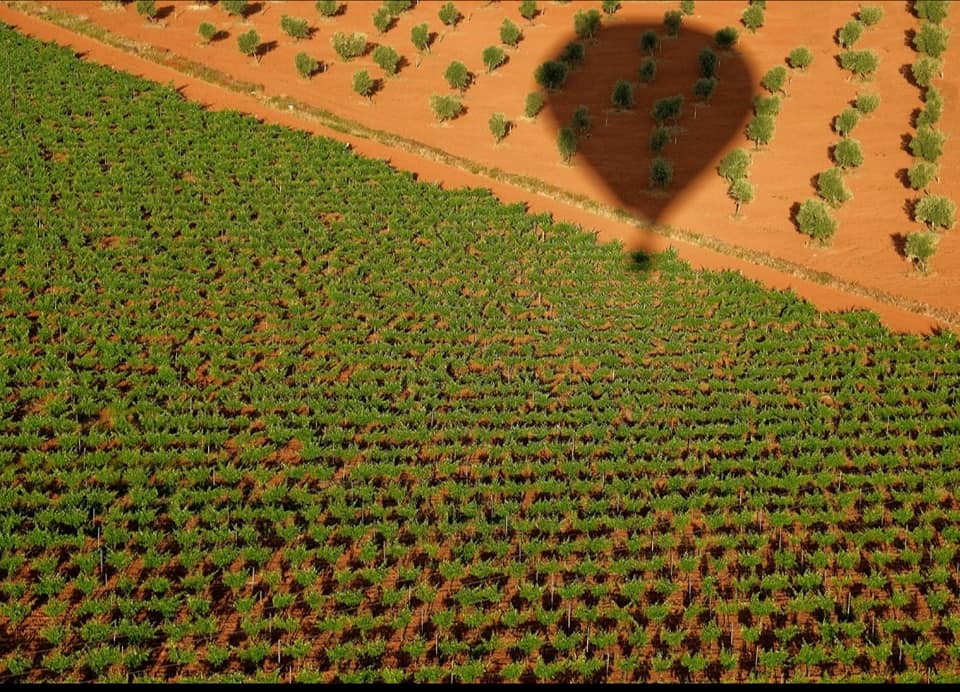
[257,39,277,60]
[211,29,229,43]
[890,231,908,259]
[895,167,911,189]
[788,201,802,234]
[543,22,758,252]
[155,5,175,21]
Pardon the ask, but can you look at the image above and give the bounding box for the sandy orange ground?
[3,0,959,334]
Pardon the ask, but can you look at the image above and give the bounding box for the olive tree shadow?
[542,22,758,256]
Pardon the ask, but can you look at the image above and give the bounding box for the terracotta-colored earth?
[3,0,960,335]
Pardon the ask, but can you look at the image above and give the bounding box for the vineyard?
[3,18,960,684]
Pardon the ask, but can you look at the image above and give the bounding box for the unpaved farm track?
[2,0,957,335]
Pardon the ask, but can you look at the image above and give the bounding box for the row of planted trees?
[902,0,955,273]
[793,4,884,245]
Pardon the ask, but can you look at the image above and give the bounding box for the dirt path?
[1,0,954,335]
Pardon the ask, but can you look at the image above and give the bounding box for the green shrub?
[694,77,717,102]
[753,94,780,117]
[315,0,339,17]
[911,55,942,88]
[761,66,788,95]
[559,42,585,68]
[916,0,950,24]
[917,86,943,127]
[438,2,460,28]
[699,47,718,78]
[372,6,394,34]
[651,94,683,124]
[839,50,879,80]
[444,60,470,93]
[237,29,261,62]
[650,126,670,154]
[745,114,775,148]
[681,0,695,16]
[411,23,431,53]
[519,0,538,23]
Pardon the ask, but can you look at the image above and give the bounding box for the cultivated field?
[1,0,960,685]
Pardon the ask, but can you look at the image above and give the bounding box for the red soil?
[3,0,959,335]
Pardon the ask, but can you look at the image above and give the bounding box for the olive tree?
[519,0,538,24]
[729,178,754,217]
[281,14,310,41]
[717,148,751,182]
[136,0,157,22]
[817,168,852,207]
[574,9,602,41]
[904,231,939,273]
[430,93,463,121]
[611,80,634,111]
[559,42,585,68]
[741,4,764,33]
[372,45,401,77]
[907,160,938,190]
[837,20,865,49]
[557,127,577,163]
[650,157,674,188]
[651,94,683,124]
[834,108,860,137]
[237,29,261,62]
[694,77,717,103]
[796,198,838,244]
[639,30,659,55]
[917,86,944,127]
[664,10,682,37]
[411,23,432,54]
[198,21,217,45]
[911,55,942,88]
[839,50,879,79]
[916,0,950,24]
[222,0,247,19]
[859,5,884,27]
[914,194,956,231]
[745,114,775,149]
[832,138,864,169]
[698,47,718,78]
[855,91,880,114]
[372,6,395,34]
[910,126,946,162]
[353,69,375,99]
[639,57,657,83]
[500,18,522,47]
[489,113,509,143]
[650,126,670,154]
[571,105,591,136]
[438,2,460,29]
[482,45,506,73]
[715,26,738,49]
[524,91,545,118]
[443,60,470,93]
[534,61,568,91]
[331,31,367,61]
[295,52,320,79]
[787,46,813,71]
[761,65,788,95]
[913,21,950,58]
[316,0,339,18]
[753,94,780,117]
